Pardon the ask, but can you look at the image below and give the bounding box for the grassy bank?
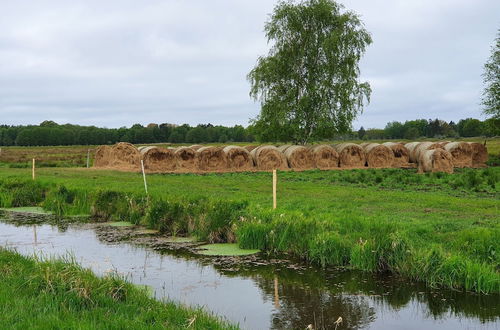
[0,248,236,329]
[0,167,498,293]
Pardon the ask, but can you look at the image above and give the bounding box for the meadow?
[0,162,498,293]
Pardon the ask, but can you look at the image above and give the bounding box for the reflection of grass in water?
[0,206,52,215]
[197,243,259,256]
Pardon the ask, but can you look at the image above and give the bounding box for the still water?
[0,221,498,330]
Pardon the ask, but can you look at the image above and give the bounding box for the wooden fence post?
[32,158,36,180]
[141,160,148,194]
[273,169,277,209]
[86,149,90,168]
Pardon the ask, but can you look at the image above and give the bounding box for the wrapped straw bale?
[189,145,203,151]
[250,145,288,170]
[94,145,113,168]
[404,142,421,163]
[110,142,141,170]
[418,148,454,173]
[223,146,254,171]
[310,144,339,169]
[283,145,314,169]
[244,145,259,152]
[468,142,488,168]
[410,142,441,163]
[361,143,394,168]
[437,141,451,148]
[195,146,228,171]
[443,142,472,168]
[334,143,366,168]
[277,145,292,153]
[382,142,409,167]
[174,147,196,171]
[140,146,176,172]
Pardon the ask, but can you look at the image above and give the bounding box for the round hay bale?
[140,146,176,172]
[361,143,394,168]
[195,146,228,171]
[418,148,453,173]
[283,145,314,169]
[404,142,421,163]
[437,141,451,147]
[410,142,441,163]
[189,145,203,151]
[244,145,259,152]
[382,142,409,167]
[277,145,292,153]
[94,145,113,167]
[223,146,254,171]
[250,145,288,170]
[175,147,196,171]
[468,142,488,167]
[334,143,366,168]
[443,142,472,168]
[111,142,141,170]
[310,145,339,169]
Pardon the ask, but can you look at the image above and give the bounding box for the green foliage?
[482,30,500,119]
[248,0,372,144]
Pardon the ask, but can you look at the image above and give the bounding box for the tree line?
[0,121,254,146]
[0,117,498,147]
[356,117,499,141]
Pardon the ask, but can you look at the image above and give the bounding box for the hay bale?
[283,145,314,169]
[382,142,409,167]
[468,142,488,167]
[409,142,441,163]
[277,145,292,153]
[174,147,196,171]
[195,146,228,171]
[189,145,203,151]
[140,146,176,172]
[94,145,113,167]
[250,145,288,170]
[361,143,394,168]
[110,142,141,170]
[334,143,366,168]
[244,145,259,152]
[404,142,421,163]
[310,145,339,169]
[443,142,473,168]
[437,141,451,147]
[418,148,454,173]
[223,146,254,171]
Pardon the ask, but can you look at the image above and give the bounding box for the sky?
[0,0,498,129]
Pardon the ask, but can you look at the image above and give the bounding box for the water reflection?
[0,220,498,330]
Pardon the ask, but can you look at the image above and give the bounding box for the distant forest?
[0,118,498,146]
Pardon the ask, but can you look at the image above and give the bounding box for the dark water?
[0,221,498,330]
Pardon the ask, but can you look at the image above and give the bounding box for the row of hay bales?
[93,141,488,173]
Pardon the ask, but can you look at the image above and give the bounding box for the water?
[0,221,498,330]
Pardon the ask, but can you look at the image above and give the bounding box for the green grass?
[197,244,260,256]
[107,221,135,227]
[0,166,498,293]
[0,248,236,329]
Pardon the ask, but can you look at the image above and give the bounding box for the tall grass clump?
[0,248,236,329]
[0,179,47,207]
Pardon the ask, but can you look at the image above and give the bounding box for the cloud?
[0,0,498,129]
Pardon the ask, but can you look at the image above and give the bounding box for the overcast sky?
[0,0,498,129]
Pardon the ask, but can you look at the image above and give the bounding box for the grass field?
[0,249,235,329]
[0,163,498,293]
